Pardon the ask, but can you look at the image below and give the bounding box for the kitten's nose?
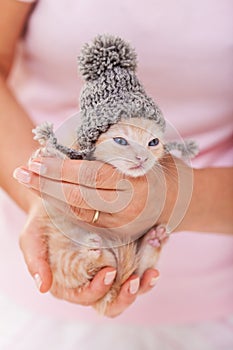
[135,155,148,163]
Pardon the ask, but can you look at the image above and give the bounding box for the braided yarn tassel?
[164,140,199,159]
[32,122,85,159]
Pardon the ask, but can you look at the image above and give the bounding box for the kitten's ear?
[164,140,199,159]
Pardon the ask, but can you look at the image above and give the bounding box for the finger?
[14,167,152,237]
[22,187,115,228]
[138,268,160,294]
[51,268,117,305]
[14,166,124,213]
[14,166,133,216]
[29,158,125,189]
[104,275,140,318]
[19,219,53,293]
[27,188,134,234]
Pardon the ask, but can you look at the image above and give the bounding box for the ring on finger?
[92,210,100,223]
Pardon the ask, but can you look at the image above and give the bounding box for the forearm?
[0,76,37,212]
[175,167,233,234]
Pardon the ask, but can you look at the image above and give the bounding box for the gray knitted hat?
[33,34,198,159]
[76,34,165,156]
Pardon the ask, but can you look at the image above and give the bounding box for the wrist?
[156,155,179,227]
[157,156,194,233]
[172,167,200,232]
[174,167,233,234]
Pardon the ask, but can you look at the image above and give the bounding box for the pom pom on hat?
[78,34,137,81]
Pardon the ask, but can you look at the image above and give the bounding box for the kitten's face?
[94,118,164,177]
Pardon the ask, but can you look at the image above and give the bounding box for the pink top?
[1,0,232,325]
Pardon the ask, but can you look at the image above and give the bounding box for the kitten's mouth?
[129,163,144,170]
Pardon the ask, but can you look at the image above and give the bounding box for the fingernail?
[33,273,42,291]
[150,276,160,287]
[13,168,31,184]
[129,277,140,294]
[29,161,47,175]
[104,270,116,285]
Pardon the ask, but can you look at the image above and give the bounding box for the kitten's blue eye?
[148,138,159,146]
[113,137,129,146]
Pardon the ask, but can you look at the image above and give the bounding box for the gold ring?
[92,210,100,223]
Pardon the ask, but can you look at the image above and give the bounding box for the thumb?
[19,216,53,293]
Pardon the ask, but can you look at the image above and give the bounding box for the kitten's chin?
[120,166,149,178]
[111,162,156,178]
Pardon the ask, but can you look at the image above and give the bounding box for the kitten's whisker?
[152,164,179,186]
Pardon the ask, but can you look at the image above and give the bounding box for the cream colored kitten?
[34,117,168,315]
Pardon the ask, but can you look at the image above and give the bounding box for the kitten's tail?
[32,122,86,159]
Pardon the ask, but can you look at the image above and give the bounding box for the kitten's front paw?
[85,235,102,258]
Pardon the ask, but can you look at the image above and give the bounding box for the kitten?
[33,117,169,315]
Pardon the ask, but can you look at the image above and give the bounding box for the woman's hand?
[19,198,159,317]
[14,154,192,241]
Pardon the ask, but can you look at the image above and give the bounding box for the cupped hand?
[13,154,190,241]
[19,198,159,316]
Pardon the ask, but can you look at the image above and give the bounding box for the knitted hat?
[76,34,165,155]
[33,34,198,159]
